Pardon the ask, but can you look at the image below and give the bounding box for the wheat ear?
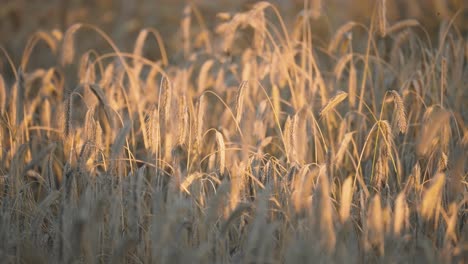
[320,91,348,117]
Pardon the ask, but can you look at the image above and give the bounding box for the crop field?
[0,0,467,263]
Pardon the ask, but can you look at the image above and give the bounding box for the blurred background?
[0,0,467,68]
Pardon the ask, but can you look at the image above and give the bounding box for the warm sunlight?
[0,1,466,263]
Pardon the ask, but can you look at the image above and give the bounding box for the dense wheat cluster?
[0,1,467,263]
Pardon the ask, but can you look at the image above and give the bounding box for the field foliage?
[0,1,467,263]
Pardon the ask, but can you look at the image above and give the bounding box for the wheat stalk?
[196,95,207,149]
[334,53,354,80]
[348,63,357,108]
[15,68,25,126]
[440,57,447,108]
[386,19,419,35]
[390,29,410,66]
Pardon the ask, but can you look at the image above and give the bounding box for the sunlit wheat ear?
[437,151,448,172]
[378,120,394,157]
[0,74,6,115]
[318,165,336,251]
[291,114,299,163]
[340,176,354,223]
[292,166,313,212]
[284,116,294,163]
[389,90,407,134]
[412,162,421,187]
[229,162,246,212]
[235,81,248,124]
[328,22,357,53]
[320,91,348,117]
[348,63,357,108]
[374,150,388,190]
[335,132,354,166]
[179,172,201,195]
[393,192,407,236]
[417,109,450,156]
[421,173,445,221]
[161,77,172,123]
[378,0,387,37]
[159,76,172,159]
[145,105,159,154]
[215,131,226,175]
[61,24,82,66]
[41,99,52,135]
[83,106,95,142]
[367,195,384,255]
[271,84,281,115]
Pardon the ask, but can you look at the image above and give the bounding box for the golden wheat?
[320,91,348,117]
[0,2,466,263]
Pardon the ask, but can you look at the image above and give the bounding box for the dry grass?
[0,1,467,264]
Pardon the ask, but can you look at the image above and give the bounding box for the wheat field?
[0,1,467,263]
